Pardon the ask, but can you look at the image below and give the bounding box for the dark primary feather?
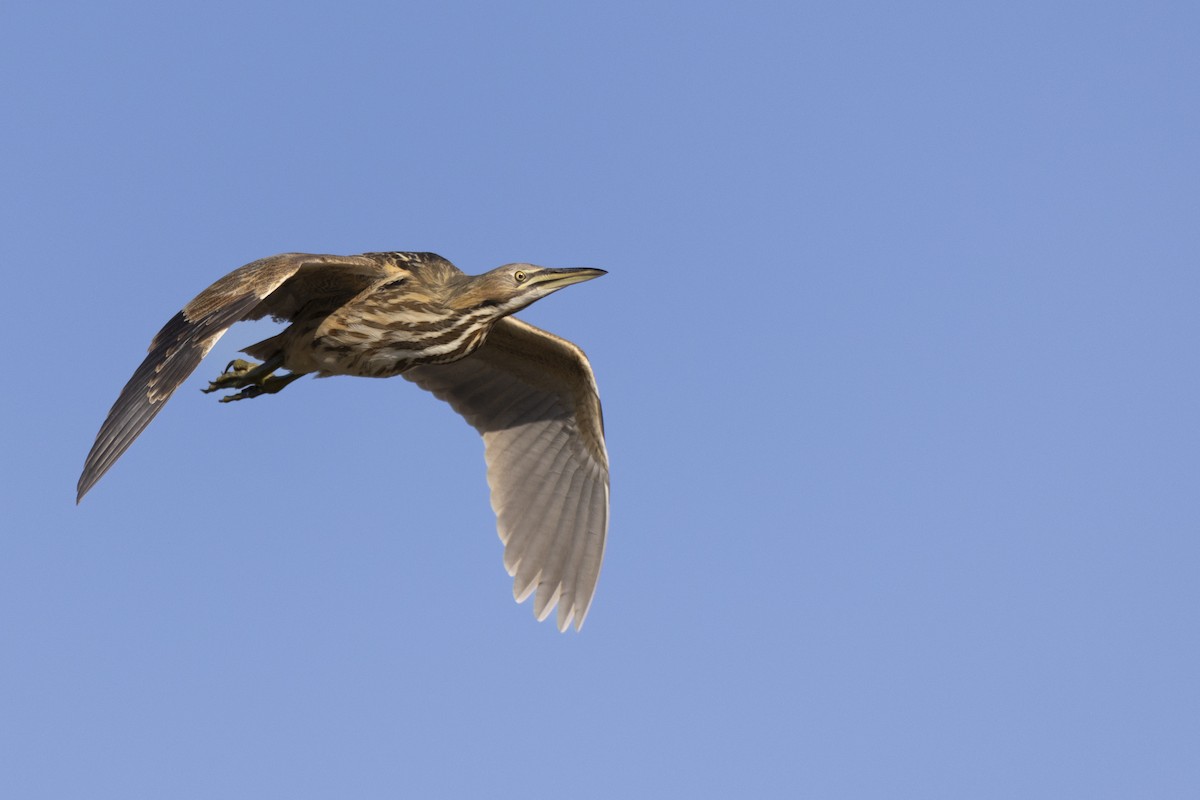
[76,253,394,501]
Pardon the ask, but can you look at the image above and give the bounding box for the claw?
[218,385,265,403]
[217,371,303,402]
[223,359,256,374]
[202,364,258,393]
[202,354,301,399]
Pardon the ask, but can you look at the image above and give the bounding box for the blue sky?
[3,2,1198,797]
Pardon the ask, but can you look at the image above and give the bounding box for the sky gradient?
[3,2,1199,797]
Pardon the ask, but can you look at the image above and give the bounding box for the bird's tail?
[242,332,286,361]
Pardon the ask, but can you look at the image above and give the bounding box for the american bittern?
[77,252,609,631]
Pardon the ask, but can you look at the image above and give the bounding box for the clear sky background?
[2,2,1198,797]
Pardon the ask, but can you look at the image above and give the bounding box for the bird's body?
[78,252,609,631]
[252,252,508,377]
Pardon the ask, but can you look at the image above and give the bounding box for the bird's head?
[461,264,607,316]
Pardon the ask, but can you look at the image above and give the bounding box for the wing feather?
[531,460,590,619]
[492,416,569,515]
[510,456,581,601]
[403,316,609,631]
[499,428,573,560]
[77,253,389,502]
[556,466,603,631]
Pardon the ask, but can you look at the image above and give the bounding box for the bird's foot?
[202,356,302,401]
[202,359,260,391]
[216,371,304,402]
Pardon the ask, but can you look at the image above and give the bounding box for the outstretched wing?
[77,252,391,502]
[403,316,609,631]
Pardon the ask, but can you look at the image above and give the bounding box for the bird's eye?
[514,270,528,283]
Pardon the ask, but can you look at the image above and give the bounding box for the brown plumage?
[78,251,609,631]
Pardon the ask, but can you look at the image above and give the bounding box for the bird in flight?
[78,251,609,631]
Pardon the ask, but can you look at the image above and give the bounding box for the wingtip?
[76,466,99,505]
[556,613,586,633]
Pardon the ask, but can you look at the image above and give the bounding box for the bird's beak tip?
[534,267,606,288]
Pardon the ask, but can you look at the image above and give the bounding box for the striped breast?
[307,297,500,378]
